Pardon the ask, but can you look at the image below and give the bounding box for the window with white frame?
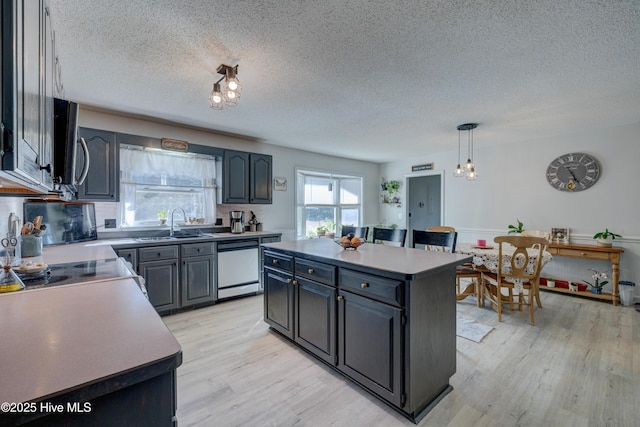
[119,144,216,227]
[295,169,363,239]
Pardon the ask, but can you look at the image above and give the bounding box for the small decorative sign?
[411,162,434,172]
[161,138,189,152]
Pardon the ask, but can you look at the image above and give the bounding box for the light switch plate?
[105,218,117,229]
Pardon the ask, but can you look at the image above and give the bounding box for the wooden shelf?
[539,285,615,303]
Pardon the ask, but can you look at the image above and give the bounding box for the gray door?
[407,174,442,247]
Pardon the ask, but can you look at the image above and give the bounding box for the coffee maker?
[230,211,245,234]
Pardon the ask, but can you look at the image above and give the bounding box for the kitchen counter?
[21,230,282,265]
[262,239,471,422]
[0,279,182,425]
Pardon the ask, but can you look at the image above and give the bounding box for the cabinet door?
[77,127,119,201]
[264,267,294,339]
[181,255,215,306]
[295,277,336,365]
[39,3,54,190]
[115,248,137,273]
[338,290,403,407]
[140,260,179,313]
[223,150,249,203]
[249,153,272,204]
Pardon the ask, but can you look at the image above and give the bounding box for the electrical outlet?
[105,218,116,229]
[215,218,223,225]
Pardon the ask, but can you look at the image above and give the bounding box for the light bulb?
[227,80,238,91]
[208,83,224,110]
[453,164,465,177]
[465,159,474,171]
[466,167,478,181]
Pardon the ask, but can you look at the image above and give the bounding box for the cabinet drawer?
[339,269,403,307]
[139,245,179,262]
[265,251,293,273]
[549,248,611,260]
[181,242,214,257]
[295,258,336,286]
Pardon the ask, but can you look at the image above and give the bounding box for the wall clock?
[546,152,600,192]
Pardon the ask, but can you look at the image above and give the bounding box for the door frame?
[404,170,445,246]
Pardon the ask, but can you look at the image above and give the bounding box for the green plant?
[383,180,401,194]
[507,219,524,234]
[593,228,622,240]
[324,220,335,232]
[157,210,167,219]
[316,224,328,232]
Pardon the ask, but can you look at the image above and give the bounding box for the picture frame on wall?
[551,227,570,244]
[274,177,287,191]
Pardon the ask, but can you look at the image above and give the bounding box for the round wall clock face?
[546,152,600,192]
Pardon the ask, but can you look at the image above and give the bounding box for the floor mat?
[456,316,494,342]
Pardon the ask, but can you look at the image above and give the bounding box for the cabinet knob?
[308,268,314,274]
[581,252,587,256]
[337,295,344,301]
[287,278,292,283]
[272,259,279,264]
[361,283,369,289]
[292,280,298,286]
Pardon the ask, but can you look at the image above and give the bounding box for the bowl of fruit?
[336,233,364,250]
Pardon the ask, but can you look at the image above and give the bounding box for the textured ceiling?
[50,0,640,162]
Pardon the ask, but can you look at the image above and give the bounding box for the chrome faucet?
[169,207,186,237]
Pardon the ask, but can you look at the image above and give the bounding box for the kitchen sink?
[135,236,176,242]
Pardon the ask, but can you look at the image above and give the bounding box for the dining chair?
[521,230,551,308]
[341,226,369,240]
[426,226,456,233]
[482,235,548,325]
[427,226,483,307]
[372,227,407,247]
[412,230,457,252]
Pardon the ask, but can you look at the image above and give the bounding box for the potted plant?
[593,228,622,247]
[157,210,167,225]
[325,221,336,239]
[507,219,524,234]
[316,224,328,237]
[584,269,608,294]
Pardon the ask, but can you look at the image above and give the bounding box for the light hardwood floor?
[163,292,639,426]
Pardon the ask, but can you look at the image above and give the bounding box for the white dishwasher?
[217,239,260,299]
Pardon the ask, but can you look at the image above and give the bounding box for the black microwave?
[53,98,90,185]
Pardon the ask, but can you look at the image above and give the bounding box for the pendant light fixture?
[454,123,479,181]
[208,64,242,110]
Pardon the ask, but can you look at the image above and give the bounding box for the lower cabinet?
[182,254,215,306]
[140,259,179,312]
[294,277,336,365]
[337,290,403,407]
[264,266,294,339]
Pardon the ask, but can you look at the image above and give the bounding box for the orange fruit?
[351,236,361,245]
[341,236,349,243]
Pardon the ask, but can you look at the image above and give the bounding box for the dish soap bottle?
[0,265,25,293]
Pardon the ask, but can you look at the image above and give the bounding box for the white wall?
[79,109,380,241]
[380,122,640,300]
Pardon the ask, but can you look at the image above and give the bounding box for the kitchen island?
[0,279,182,426]
[262,239,471,423]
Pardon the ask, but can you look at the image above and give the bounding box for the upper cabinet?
[0,0,55,193]
[76,127,119,201]
[223,149,272,204]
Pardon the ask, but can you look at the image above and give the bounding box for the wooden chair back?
[495,235,548,281]
[340,226,369,240]
[372,227,407,247]
[412,230,457,253]
[427,226,456,232]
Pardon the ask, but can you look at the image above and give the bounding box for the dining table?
[455,242,553,301]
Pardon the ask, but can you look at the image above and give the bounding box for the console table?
[543,243,624,305]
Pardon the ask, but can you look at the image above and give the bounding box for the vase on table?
[596,237,612,247]
[590,287,603,295]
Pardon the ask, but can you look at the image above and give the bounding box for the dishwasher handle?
[217,239,259,251]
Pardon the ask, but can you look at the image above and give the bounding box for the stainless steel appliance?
[217,239,259,299]
[23,201,97,246]
[230,210,245,234]
[53,98,90,186]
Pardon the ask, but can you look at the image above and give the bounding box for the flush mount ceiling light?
[454,123,478,181]
[208,64,242,110]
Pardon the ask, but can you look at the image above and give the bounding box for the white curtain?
[119,145,216,226]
